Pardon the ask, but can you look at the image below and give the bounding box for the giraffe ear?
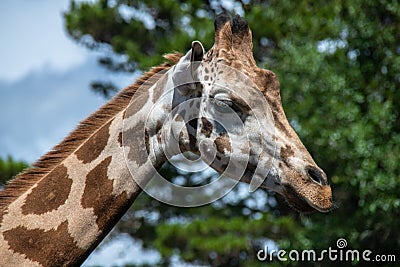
[172,41,204,97]
[191,41,204,62]
[190,41,204,80]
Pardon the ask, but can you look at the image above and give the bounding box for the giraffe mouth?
[283,185,322,213]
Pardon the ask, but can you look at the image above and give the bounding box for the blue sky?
[0,0,133,163]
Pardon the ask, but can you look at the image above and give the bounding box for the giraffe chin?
[282,185,329,213]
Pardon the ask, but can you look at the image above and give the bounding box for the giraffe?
[0,14,332,266]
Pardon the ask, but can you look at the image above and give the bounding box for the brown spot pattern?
[76,120,111,164]
[124,119,149,166]
[152,74,168,103]
[22,165,72,215]
[214,135,232,154]
[280,145,294,165]
[3,221,85,266]
[124,89,149,119]
[81,157,111,228]
[175,114,183,122]
[273,111,293,138]
[81,157,130,230]
[118,131,123,147]
[201,117,213,138]
[145,129,150,155]
[156,120,163,132]
[0,54,180,215]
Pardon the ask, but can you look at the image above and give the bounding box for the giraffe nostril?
[306,166,327,185]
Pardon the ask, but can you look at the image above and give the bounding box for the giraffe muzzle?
[283,182,333,213]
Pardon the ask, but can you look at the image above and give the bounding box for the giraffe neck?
[0,55,181,266]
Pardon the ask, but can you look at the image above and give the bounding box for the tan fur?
[214,135,232,153]
[206,15,332,212]
[3,221,85,266]
[0,53,182,212]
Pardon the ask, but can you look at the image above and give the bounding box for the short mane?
[0,52,183,211]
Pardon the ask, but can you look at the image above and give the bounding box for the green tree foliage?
[0,156,28,186]
[64,0,399,266]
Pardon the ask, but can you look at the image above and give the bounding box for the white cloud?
[0,0,88,81]
[0,58,106,162]
[0,53,136,163]
[83,233,160,267]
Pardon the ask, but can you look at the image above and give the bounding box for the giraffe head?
[166,14,332,213]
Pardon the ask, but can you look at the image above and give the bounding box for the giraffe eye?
[216,99,232,107]
[213,98,233,112]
